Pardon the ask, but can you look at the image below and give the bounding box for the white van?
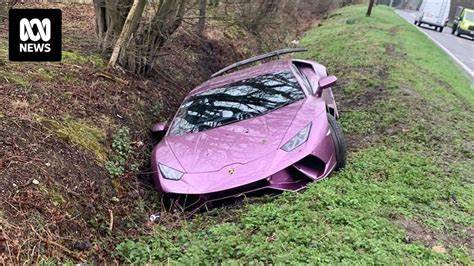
[414,0,451,32]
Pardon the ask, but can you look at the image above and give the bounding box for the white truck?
[414,0,451,32]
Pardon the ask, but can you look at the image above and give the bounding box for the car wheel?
[327,114,347,170]
[414,20,418,25]
[456,29,461,36]
[439,27,444,32]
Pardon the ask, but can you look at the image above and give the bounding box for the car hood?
[165,101,304,173]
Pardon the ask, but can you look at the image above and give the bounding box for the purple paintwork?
[151,57,342,211]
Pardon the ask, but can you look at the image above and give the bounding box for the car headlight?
[159,164,184,180]
[281,123,312,152]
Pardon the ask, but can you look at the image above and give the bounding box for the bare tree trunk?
[118,0,188,74]
[93,0,132,54]
[93,0,187,75]
[367,0,375,16]
[143,0,187,73]
[108,0,146,68]
[196,0,206,37]
[93,0,106,44]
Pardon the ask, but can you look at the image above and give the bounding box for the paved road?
[396,9,474,79]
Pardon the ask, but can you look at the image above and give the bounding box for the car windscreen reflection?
[169,71,305,136]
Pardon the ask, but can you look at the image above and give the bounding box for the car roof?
[188,59,293,97]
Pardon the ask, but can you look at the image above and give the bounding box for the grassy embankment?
[116,5,473,264]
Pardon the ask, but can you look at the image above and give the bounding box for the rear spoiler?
[210,48,308,78]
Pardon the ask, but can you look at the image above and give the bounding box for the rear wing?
[210,48,308,78]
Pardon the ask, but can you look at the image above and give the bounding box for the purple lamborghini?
[151,48,346,211]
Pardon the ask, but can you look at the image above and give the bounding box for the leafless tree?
[93,0,188,75]
[93,0,132,54]
[109,0,146,68]
[233,0,279,34]
[220,0,280,51]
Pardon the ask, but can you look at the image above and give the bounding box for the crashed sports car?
[151,48,346,211]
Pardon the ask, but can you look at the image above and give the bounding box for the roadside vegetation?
[116,5,473,264]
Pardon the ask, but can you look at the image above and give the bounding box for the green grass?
[62,50,105,68]
[115,5,473,264]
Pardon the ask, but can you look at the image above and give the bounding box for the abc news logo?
[20,18,52,52]
[9,9,62,61]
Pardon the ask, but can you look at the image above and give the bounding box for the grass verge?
[113,5,473,263]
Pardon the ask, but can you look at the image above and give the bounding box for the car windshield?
[168,71,305,136]
[465,11,474,21]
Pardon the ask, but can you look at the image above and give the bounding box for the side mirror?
[152,122,168,133]
[319,75,337,90]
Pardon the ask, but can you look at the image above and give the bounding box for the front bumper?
[167,167,310,212]
[166,156,334,212]
[458,27,474,37]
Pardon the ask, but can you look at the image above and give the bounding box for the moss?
[9,75,30,88]
[38,116,108,162]
[1,70,30,88]
[62,50,105,68]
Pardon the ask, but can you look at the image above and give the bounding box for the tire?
[451,25,457,34]
[414,20,418,25]
[327,114,347,171]
[456,29,461,36]
[435,26,439,31]
[439,27,444,32]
